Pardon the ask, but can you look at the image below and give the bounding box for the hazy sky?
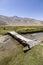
[0,0,43,20]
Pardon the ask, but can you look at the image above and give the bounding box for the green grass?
[0,26,43,34]
[0,41,43,65]
[0,26,43,65]
[7,42,43,65]
[0,39,23,65]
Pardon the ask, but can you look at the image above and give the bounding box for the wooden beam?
[6,31,41,51]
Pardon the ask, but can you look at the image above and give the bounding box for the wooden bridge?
[6,31,41,51]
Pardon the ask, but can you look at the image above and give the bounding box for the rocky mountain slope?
[0,15,43,26]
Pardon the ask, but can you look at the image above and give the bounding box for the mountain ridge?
[0,15,43,26]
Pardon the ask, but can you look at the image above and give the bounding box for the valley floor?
[0,26,43,65]
[0,26,43,34]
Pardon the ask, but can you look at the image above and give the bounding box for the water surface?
[22,32,43,41]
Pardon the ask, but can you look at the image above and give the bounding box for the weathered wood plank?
[6,31,41,51]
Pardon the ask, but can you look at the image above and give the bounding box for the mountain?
[0,15,43,26]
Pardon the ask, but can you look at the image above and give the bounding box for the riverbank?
[0,36,43,65]
[0,26,43,34]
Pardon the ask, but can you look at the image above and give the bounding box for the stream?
[0,32,43,48]
[22,32,43,41]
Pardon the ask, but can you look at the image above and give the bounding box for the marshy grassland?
[0,26,43,65]
[7,42,43,65]
[0,26,43,34]
[0,41,43,65]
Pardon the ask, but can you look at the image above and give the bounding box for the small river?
[22,32,43,41]
[0,32,43,48]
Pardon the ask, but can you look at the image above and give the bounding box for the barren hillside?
[0,15,43,26]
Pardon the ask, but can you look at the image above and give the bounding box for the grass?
[0,26,43,65]
[0,39,23,65]
[7,42,43,65]
[0,26,43,34]
[0,41,43,65]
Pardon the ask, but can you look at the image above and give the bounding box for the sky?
[0,0,43,20]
